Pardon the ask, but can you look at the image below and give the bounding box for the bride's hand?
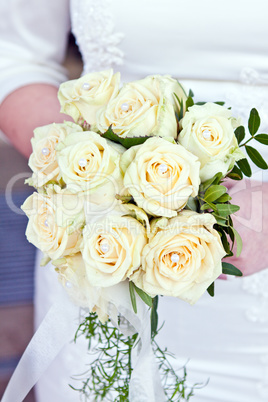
[225,179,268,277]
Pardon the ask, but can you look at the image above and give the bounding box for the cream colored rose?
[132,210,225,304]
[58,70,120,124]
[57,131,124,201]
[82,213,147,287]
[53,253,109,322]
[26,122,82,188]
[21,189,85,260]
[120,137,200,218]
[95,75,187,138]
[178,103,245,181]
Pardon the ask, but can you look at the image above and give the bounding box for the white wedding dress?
[1,0,268,401]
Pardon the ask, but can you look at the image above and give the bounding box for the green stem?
[239,136,254,147]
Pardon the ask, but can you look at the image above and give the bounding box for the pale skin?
[0,84,267,277]
[0,84,72,158]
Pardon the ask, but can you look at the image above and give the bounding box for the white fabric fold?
[1,279,165,402]
[1,294,79,402]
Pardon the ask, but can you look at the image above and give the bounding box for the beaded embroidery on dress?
[70,0,124,75]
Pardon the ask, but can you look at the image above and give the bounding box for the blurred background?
[0,34,82,401]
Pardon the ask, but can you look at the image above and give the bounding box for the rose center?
[82,82,91,91]
[171,253,180,263]
[100,239,110,254]
[202,129,213,141]
[42,147,50,156]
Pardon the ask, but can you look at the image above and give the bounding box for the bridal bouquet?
[21,70,268,401]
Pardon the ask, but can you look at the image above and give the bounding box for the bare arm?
[227,179,268,276]
[0,84,72,158]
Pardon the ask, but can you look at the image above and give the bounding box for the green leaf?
[204,185,227,203]
[222,262,243,276]
[186,96,194,112]
[195,101,225,106]
[248,108,260,136]
[129,282,137,314]
[229,227,243,257]
[227,165,243,181]
[200,201,218,212]
[115,194,133,203]
[207,282,214,297]
[101,126,152,149]
[213,214,227,226]
[254,133,268,145]
[174,93,185,121]
[236,158,252,177]
[150,296,159,338]
[201,172,223,191]
[219,230,231,255]
[195,101,206,106]
[216,204,240,217]
[134,284,153,308]
[216,193,232,203]
[188,89,194,97]
[226,222,235,243]
[234,126,245,144]
[185,196,198,211]
[245,145,268,169]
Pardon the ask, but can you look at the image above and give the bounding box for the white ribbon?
[1,295,78,402]
[1,281,165,402]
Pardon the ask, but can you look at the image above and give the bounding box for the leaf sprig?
[230,108,268,179]
[71,312,198,401]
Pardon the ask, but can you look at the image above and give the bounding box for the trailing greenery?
[70,312,200,401]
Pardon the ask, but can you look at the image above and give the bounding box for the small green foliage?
[134,284,153,308]
[248,108,260,136]
[129,282,153,312]
[71,313,199,401]
[185,197,198,212]
[194,101,225,106]
[151,296,159,339]
[129,282,137,314]
[227,165,243,181]
[204,185,227,203]
[222,262,243,277]
[200,172,223,193]
[215,204,240,218]
[185,96,194,112]
[216,193,232,203]
[207,282,215,297]
[254,133,268,145]
[101,126,152,149]
[71,313,138,401]
[174,93,185,121]
[229,227,243,257]
[236,158,252,177]
[188,89,194,98]
[234,126,245,144]
[245,145,268,169]
[115,194,134,204]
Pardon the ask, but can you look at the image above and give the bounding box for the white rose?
[82,212,147,287]
[178,103,245,181]
[58,69,120,124]
[57,131,124,202]
[95,75,187,138]
[21,189,85,260]
[120,137,200,218]
[53,253,109,322]
[132,210,225,304]
[27,122,82,188]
